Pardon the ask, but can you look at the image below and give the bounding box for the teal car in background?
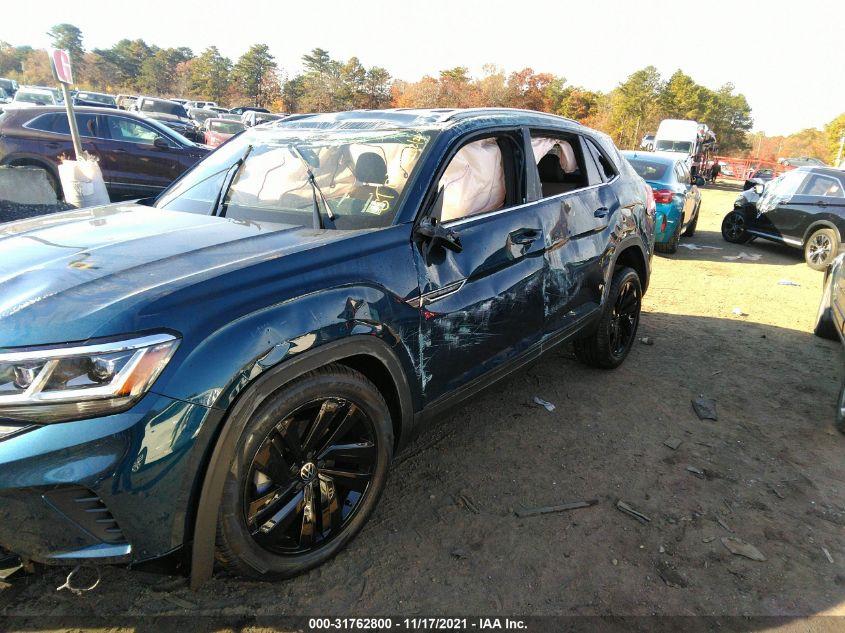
[623,151,703,253]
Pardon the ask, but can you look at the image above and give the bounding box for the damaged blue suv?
[0,108,654,584]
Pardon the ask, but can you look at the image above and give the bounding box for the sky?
[3,0,843,136]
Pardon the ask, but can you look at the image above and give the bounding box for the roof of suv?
[278,107,582,131]
[794,165,843,179]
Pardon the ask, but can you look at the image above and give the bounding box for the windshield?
[15,91,52,104]
[209,120,245,134]
[155,127,435,230]
[78,92,115,105]
[626,158,669,181]
[142,100,188,118]
[655,140,693,153]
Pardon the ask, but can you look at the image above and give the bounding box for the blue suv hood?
[0,203,348,347]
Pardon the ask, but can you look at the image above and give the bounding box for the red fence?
[713,156,795,181]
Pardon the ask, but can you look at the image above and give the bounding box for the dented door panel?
[412,206,546,404]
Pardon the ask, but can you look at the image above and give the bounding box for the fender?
[188,335,414,589]
[802,219,843,245]
[608,234,650,294]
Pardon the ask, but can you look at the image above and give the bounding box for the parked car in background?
[241,110,287,127]
[623,151,702,253]
[185,100,217,109]
[743,168,775,190]
[230,105,269,115]
[132,96,204,143]
[722,166,845,270]
[73,91,117,109]
[814,253,845,431]
[171,98,189,106]
[0,108,653,585]
[116,94,139,110]
[205,105,230,115]
[640,134,654,151]
[0,106,209,200]
[0,77,18,97]
[9,87,57,106]
[202,117,245,147]
[187,107,217,126]
[0,87,11,105]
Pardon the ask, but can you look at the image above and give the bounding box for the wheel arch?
[802,219,842,246]
[187,335,414,589]
[612,239,649,293]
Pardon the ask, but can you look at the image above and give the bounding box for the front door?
[412,132,545,405]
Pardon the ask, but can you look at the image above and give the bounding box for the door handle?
[509,228,541,245]
[594,207,609,218]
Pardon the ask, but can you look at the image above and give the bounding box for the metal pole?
[60,83,83,160]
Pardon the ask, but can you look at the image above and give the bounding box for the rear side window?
[530,132,590,198]
[585,139,617,182]
[798,174,844,198]
[105,117,160,144]
[27,113,98,137]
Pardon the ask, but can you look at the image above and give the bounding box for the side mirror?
[153,136,169,149]
[695,176,706,187]
[414,216,462,257]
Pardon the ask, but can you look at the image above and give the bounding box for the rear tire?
[804,228,839,271]
[574,267,642,369]
[722,211,750,244]
[215,364,393,579]
[683,202,700,237]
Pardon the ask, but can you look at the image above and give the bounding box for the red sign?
[49,48,73,84]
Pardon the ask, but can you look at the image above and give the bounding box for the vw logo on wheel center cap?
[300,462,317,482]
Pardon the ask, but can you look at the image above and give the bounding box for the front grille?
[42,487,127,545]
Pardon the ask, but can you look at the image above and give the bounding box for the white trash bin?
[58,157,110,208]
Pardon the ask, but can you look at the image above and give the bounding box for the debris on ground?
[56,565,101,596]
[717,517,733,533]
[723,252,762,262]
[686,465,706,479]
[663,437,682,450]
[616,500,651,524]
[0,200,74,224]
[720,537,766,561]
[515,499,598,518]
[457,493,481,515]
[0,554,22,581]
[533,396,555,412]
[450,547,469,559]
[639,336,654,345]
[655,559,689,588]
[702,536,716,543]
[692,396,718,420]
[161,593,197,610]
[778,280,801,287]
[823,547,835,564]
[731,307,748,317]
[680,243,722,251]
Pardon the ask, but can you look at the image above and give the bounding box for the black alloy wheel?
[574,266,642,369]
[216,365,393,579]
[244,397,376,555]
[721,211,750,243]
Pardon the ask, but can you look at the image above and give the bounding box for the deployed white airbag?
[439,138,505,222]
[531,137,578,173]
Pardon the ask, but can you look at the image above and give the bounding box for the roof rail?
[442,107,579,125]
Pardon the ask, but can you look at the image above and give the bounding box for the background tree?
[824,113,845,165]
[189,46,231,102]
[47,24,84,76]
[232,44,277,106]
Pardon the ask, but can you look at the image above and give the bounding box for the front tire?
[804,228,839,271]
[722,211,751,243]
[574,267,642,369]
[216,364,393,579]
[655,222,680,254]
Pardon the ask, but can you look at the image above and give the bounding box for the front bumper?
[0,392,220,565]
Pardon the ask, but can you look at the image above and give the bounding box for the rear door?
[528,129,618,338]
[412,130,546,405]
[754,170,809,239]
[786,172,845,239]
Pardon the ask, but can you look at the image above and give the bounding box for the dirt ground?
[2,183,844,629]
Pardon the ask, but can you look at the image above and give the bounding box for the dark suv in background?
[0,106,208,200]
[0,108,654,585]
[131,96,204,143]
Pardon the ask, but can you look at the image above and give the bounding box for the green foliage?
[48,24,84,71]
[232,44,277,107]
[189,47,231,103]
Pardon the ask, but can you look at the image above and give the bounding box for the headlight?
[0,333,179,424]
